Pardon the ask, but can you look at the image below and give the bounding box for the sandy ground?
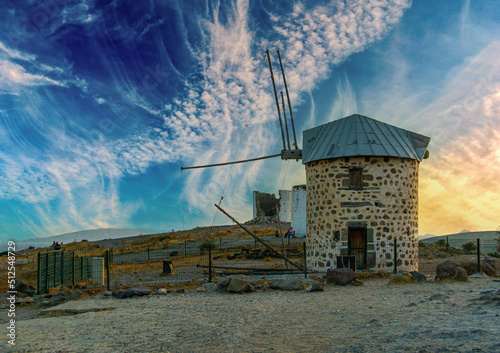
[4,277,500,353]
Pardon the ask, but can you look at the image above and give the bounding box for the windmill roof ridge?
[302,114,430,164]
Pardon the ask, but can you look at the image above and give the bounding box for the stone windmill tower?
[301,114,430,272]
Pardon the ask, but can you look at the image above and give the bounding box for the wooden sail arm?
[181,153,281,170]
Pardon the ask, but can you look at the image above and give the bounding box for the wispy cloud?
[0,42,69,93]
[177,0,412,222]
[415,42,500,234]
[0,0,413,238]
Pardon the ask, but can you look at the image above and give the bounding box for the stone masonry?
[305,156,419,272]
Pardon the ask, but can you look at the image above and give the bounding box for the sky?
[0,0,499,242]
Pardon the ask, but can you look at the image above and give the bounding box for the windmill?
[181,49,302,171]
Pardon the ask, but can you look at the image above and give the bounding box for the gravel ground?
[6,277,500,353]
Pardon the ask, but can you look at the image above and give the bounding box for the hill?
[420,230,498,254]
[3,228,155,251]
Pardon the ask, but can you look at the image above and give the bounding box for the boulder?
[176,288,185,293]
[269,278,306,291]
[22,290,36,297]
[217,276,247,292]
[482,262,496,277]
[102,291,113,296]
[157,288,167,295]
[201,283,217,291]
[112,289,134,299]
[326,268,357,285]
[227,278,254,294]
[410,271,427,283]
[14,280,29,293]
[196,287,206,292]
[455,267,468,281]
[129,286,152,296]
[436,261,458,279]
[306,282,325,292]
[15,297,34,304]
[217,277,232,292]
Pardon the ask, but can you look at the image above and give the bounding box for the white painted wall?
[279,190,292,222]
[291,185,307,237]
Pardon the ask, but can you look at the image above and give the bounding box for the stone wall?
[305,156,419,272]
[279,190,292,223]
[252,191,279,219]
[291,185,307,237]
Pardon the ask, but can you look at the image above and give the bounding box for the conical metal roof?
[302,114,430,164]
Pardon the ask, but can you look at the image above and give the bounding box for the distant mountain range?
[4,228,155,251]
[420,230,498,254]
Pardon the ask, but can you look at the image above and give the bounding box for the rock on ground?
[269,278,306,291]
[411,271,427,282]
[306,282,325,292]
[326,268,357,285]
[455,267,468,281]
[226,278,255,294]
[201,283,217,291]
[436,261,458,279]
[112,286,152,299]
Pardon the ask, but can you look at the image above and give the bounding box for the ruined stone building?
[252,188,306,236]
[302,114,430,272]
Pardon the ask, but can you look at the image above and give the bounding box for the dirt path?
[6,277,500,352]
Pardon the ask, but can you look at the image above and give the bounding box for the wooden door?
[348,228,367,269]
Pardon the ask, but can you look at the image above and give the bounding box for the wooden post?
[147,244,150,262]
[215,204,302,271]
[303,242,307,278]
[184,239,187,257]
[219,237,222,251]
[477,238,481,274]
[393,239,398,274]
[276,206,287,269]
[37,252,41,295]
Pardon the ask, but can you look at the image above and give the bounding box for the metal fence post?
[477,238,481,274]
[61,251,64,287]
[184,239,187,257]
[37,252,41,295]
[446,236,449,252]
[393,238,398,274]
[72,252,75,287]
[105,250,110,291]
[80,256,84,281]
[45,252,49,293]
[53,252,57,288]
[147,244,150,262]
[303,241,307,278]
[219,237,222,251]
[208,244,213,283]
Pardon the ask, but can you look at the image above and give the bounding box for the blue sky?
[1,0,499,242]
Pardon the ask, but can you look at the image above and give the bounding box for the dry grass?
[4,224,292,294]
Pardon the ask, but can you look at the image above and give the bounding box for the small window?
[349,168,363,190]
